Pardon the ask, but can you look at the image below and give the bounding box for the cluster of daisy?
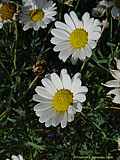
[0,0,57,30]
[0,0,103,129]
[1,0,119,131]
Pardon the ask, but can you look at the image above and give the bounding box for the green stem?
[28,75,39,90]
[0,58,11,81]
[16,75,39,104]
[89,57,110,73]
[80,58,89,72]
[75,0,80,11]
[13,22,18,71]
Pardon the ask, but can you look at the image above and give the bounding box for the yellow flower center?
[69,28,88,49]
[52,89,73,112]
[29,9,44,22]
[0,3,16,21]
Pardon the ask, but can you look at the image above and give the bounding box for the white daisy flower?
[103,58,120,104]
[51,11,102,63]
[6,154,24,160]
[0,0,17,29]
[19,0,57,31]
[33,69,88,128]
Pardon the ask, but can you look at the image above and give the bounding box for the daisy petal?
[107,88,120,96]
[51,73,63,90]
[35,86,52,99]
[110,70,120,80]
[61,112,67,128]
[41,78,56,95]
[84,46,92,57]
[76,103,82,112]
[52,113,63,127]
[55,21,72,33]
[104,80,120,88]
[74,94,86,103]
[68,106,76,114]
[72,78,82,94]
[59,50,72,62]
[60,69,71,89]
[82,12,90,27]
[72,72,81,82]
[64,13,75,30]
[88,40,97,49]
[76,86,88,94]
[39,109,55,123]
[68,113,74,122]
[70,11,83,28]
[115,58,120,70]
[11,155,19,160]
[89,31,101,40]
[34,103,51,112]
[18,154,24,160]
[23,24,30,31]
[113,95,120,104]
[45,118,52,127]
[33,94,51,103]
[51,37,63,44]
[51,29,69,40]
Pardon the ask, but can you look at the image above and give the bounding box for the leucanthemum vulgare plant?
[19,0,57,31]
[1,0,120,159]
[51,11,102,63]
[33,69,88,128]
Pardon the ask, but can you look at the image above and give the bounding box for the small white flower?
[0,0,17,29]
[33,68,88,128]
[51,11,102,63]
[111,6,120,20]
[6,154,24,160]
[103,58,120,104]
[19,0,57,31]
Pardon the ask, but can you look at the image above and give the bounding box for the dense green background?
[0,0,120,159]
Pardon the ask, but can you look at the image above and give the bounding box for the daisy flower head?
[51,11,102,63]
[103,58,120,104]
[19,0,57,31]
[6,154,24,160]
[0,0,17,29]
[33,69,88,128]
